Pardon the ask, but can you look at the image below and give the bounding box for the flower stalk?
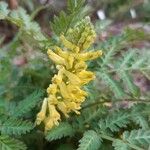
[36,17,102,131]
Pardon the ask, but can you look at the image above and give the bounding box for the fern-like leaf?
[123,129,150,148]
[132,115,149,130]
[119,71,139,96]
[0,2,9,19]
[116,50,135,70]
[12,90,44,117]
[0,1,46,46]
[77,130,101,150]
[113,139,131,150]
[0,118,34,135]
[99,111,130,132]
[0,135,26,150]
[98,35,125,67]
[98,72,125,98]
[51,0,87,35]
[82,106,107,123]
[46,122,74,141]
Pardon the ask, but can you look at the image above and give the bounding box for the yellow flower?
[60,35,80,52]
[47,49,65,65]
[36,98,47,125]
[52,68,64,84]
[57,101,69,117]
[65,101,81,114]
[63,69,81,85]
[75,51,103,61]
[55,46,74,69]
[67,84,87,102]
[77,70,95,85]
[82,35,95,50]
[48,104,60,124]
[47,84,57,95]
[44,104,61,131]
[44,118,54,131]
[47,95,58,105]
[74,61,87,72]
[58,81,70,99]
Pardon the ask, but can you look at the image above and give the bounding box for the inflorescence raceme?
[36,17,102,131]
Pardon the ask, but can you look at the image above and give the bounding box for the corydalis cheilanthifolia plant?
[36,17,102,131]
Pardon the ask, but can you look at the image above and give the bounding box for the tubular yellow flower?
[47,49,65,65]
[51,68,64,84]
[44,118,53,131]
[67,84,87,102]
[63,69,81,86]
[47,84,57,95]
[77,51,103,61]
[47,95,57,105]
[48,104,61,126]
[58,81,70,99]
[36,98,48,125]
[57,101,69,117]
[74,61,87,72]
[36,17,103,131]
[77,70,95,85]
[65,101,81,114]
[60,35,80,52]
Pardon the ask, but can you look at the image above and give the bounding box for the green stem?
[83,98,150,109]
[31,4,51,20]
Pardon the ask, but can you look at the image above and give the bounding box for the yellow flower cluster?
[36,17,102,131]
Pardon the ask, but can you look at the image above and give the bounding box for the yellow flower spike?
[36,98,48,125]
[36,17,103,131]
[60,35,80,52]
[47,49,65,65]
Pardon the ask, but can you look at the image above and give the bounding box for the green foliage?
[51,0,88,35]
[132,115,149,130]
[113,139,131,150]
[77,130,102,150]
[123,130,150,148]
[12,90,44,117]
[99,72,125,98]
[0,135,26,150]
[99,111,130,132]
[0,2,9,19]
[0,1,46,48]
[46,122,74,141]
[0,0,150,150]
[0,118,34,135]
[95,36,149,99]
